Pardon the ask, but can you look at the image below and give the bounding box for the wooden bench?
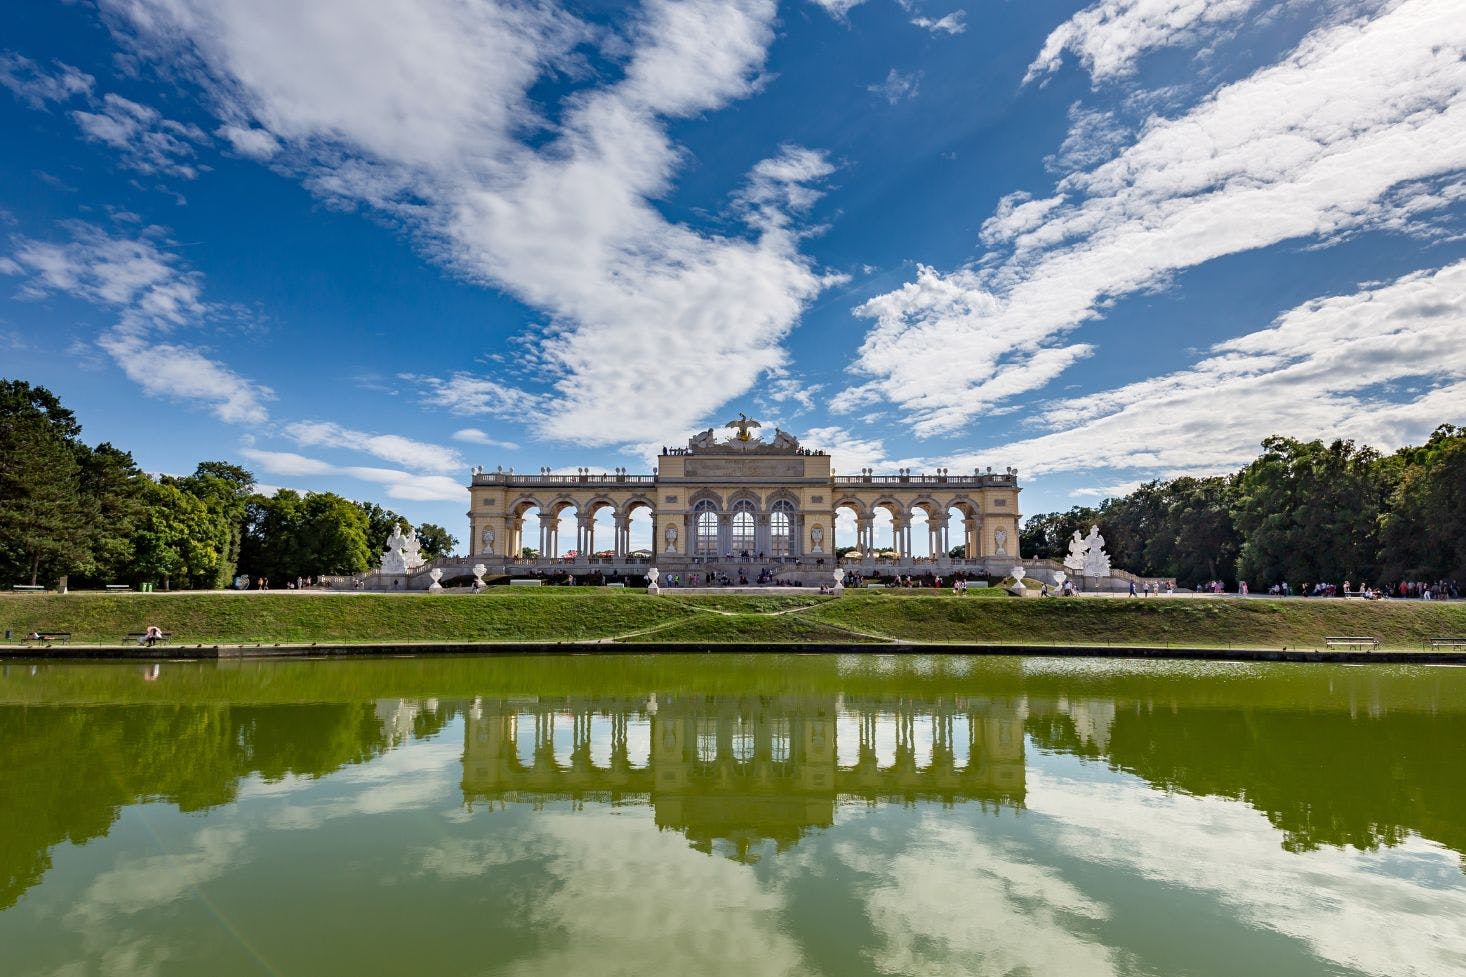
[124,631,173,646]
[1429,637,1466,649]
[104,583,132,592]
[11,584,44,592]
[22,632,71,644]
[1324,636,1380,650]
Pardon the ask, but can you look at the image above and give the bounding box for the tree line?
[0,380,457,588]
[1020,429,1466,590]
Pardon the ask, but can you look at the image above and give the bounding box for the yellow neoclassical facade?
[464,420,1022,572]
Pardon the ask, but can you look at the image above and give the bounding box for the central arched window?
[694,499,719,556]
[731,499,756,556]
[770,499,794,557]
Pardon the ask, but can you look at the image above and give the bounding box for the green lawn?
[2,589,1463,650]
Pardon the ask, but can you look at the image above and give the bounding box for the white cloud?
[838,818,1119,976]
[1024,0,1261,85]
[808,0,867,19]
[502,810,810,977]
[911,11,966,35]
[215,123,279,159]
[283,420,464,473]
[71,93,208,178]
[241,447,469,502]
[0,52,93,108]
[105,0,838,447]
[100,331,272,424]
[868,68,921,105]
[3,225,273,424]
[451,427,520,450]
[1029,760,1466,977]
[846,0,1466,436]
[955,259,1466,478]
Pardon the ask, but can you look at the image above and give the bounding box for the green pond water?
[2,654,1464,977]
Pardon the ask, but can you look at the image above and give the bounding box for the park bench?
[104,584,132,592]
[11,584,44,592]
[1429,637,1466,649]
[1324,636,1380,650]
[123,631,173,646]
[22,632,70,644]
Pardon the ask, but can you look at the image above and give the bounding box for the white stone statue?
[1008,565,1028,596]
[401,528,425,570]
[471,563,487,591]
[1082,525,1111,577]
[810,525,825,553]
[646,566,660,595]
[832,568,845,594]
[481,527,495,554]
[1063,530,1088,573]
[995,528,1008,556]
[688,428,716,450]
[773,428,801,450]
[380,524,410,574]
[664,524,678,554]
[428,567,444,592]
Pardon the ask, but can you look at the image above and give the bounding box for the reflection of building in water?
[461,693,1027,859]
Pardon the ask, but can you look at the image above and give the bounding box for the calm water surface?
[2,654,1464,977]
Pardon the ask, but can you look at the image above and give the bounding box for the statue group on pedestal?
[1063,525,1112,577]
[379,524,426,575]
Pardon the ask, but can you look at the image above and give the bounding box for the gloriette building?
[462,416,1022,580]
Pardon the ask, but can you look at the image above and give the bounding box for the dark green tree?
[1019,507,1097,561]
[0,414,93,584]
[1233,437,1388,589]
[414,522,458,559]
[354,501,408,558]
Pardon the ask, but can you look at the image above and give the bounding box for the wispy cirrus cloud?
[240,448,468,502]
[911,11,966,35]
[1023,0,1262,85]
[71,93,208,178]
[840,0,1466,438]
[0,52,93,108]
[101,0,839,447]
[1,223,273,423]
[282,420,464,474]
[952,259,1466,479]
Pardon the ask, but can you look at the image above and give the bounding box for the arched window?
[731,499,756,556]
[770,499,794,557]
[694,499,719,556]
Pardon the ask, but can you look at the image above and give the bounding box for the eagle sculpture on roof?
[725,412,762,442]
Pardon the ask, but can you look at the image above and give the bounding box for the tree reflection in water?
[2,654,1465,910]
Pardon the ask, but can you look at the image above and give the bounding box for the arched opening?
[623,499,654,558]
[585,500,616,558]
[731,499,756,557]
[694,499,719,557]
[548,500,579,559]
[510,500,541,560]
[771,499,797,558]
[947,502,978,559]
[872,501,902,558]
[910,506,932,558]
[911,500,944,559]
[834,501,862,555]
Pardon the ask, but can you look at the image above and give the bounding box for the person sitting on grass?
[139,625,164,647]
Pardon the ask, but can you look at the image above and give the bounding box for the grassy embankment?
[3,589,1465,650]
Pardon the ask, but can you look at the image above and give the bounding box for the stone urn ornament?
[832,568,845,595]
[1008,565,1028,597]
[646,566,660,595]
[471,563,487,592]
[428,567,444,592]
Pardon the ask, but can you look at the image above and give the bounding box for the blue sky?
[2,0,1463,552]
